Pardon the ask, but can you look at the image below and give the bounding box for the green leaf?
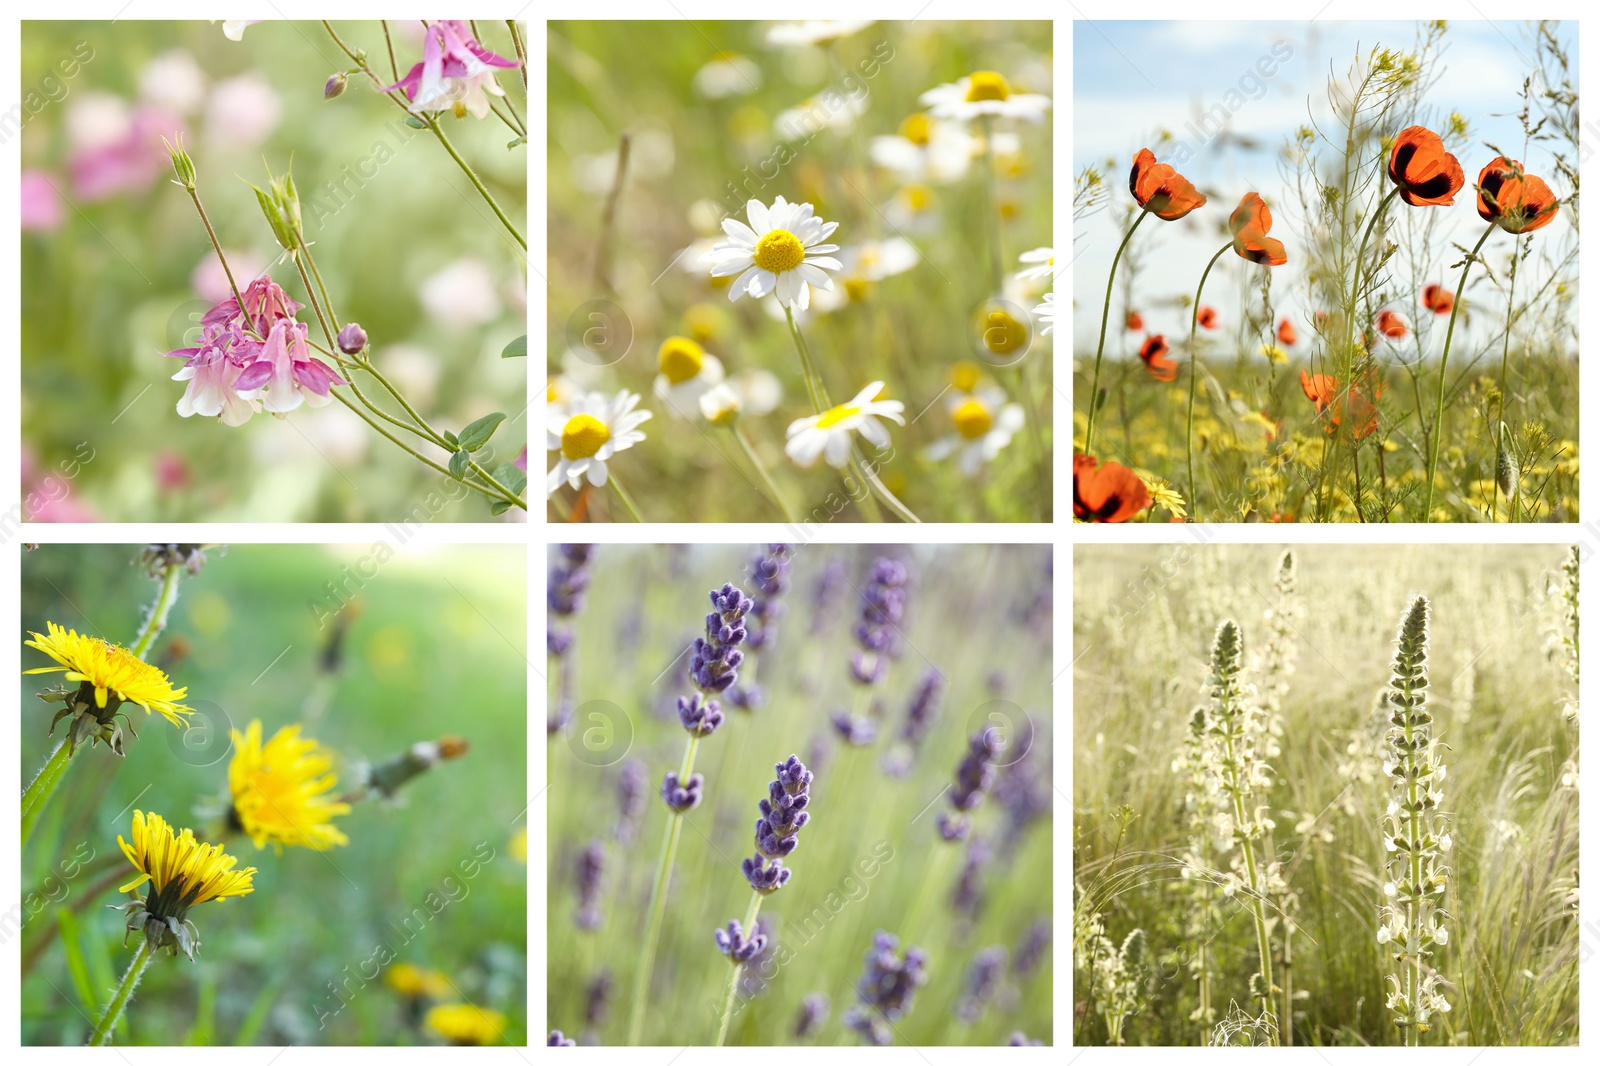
[404,116,428,129]
[507,135,528,149]
[458,412,506,452]
[501,335,527,358]
[489,500,512,515]
[57,910,97,1019]
[449,449,471,480]
[234,979,284,1045]
[442,429,459,449]
[493,462,528,496]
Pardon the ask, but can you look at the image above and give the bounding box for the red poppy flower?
[1476,156,1560,233]
[1277,317,1297,346]
[1073,454,1151,522]
[1197,306,1219,330]
[1387,126,1465,206]
[1300,369,1382,440]
[1129,148,1207,221]
[1421,284,1454,315]
[1228,192,1288,266]
[1138,334,1177,381]
[1125,310,1144,332]
[1375,310,1408,340]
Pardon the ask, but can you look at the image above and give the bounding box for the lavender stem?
[713,889,764,1046]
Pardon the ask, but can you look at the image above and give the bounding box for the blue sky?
[1071,20,1578,354]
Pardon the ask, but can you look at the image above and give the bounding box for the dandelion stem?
[627,734,701,1045]
[714,890,765,1046]
[1186,242,1233,519]
[1423,222,1497,521]
[732,425,800,523]
[20,742,74,851]
[1083,210,1148,456]
[88,938,153,1046]
[130,564,183,661]
[608,473,646,522]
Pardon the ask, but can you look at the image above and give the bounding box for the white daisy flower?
[699,382,742,426]
[707,196,843,311]
[785,381,905,468]
[1034,292,1055,336]
[884,183,940,234]
[766,20,874,48]
[920,71,1051,124]
[693,53,761,99]
[869,113,978,184]
[924,387,1025,477]
[825,238,922,307]
[546,389,651,496]
[776,93,867,141]
[652,336,726,418]
[1016,246,1055,283]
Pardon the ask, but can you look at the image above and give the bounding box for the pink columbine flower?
[384,20,519,118]
[21,171,65,231]
[69,105,183,202]
[235,320,347,413]
[167,323,264,427]
[202,275,304,336]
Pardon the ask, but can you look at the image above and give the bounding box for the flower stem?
[1353,186,1401,302]
[732,425,799,522]
[608,473,646,522]
[20,742,74,851]
[714,890,765,1046]
[1423,223,1497,521]
[130,563,183,661]
[1186,242,1233,519]
[1492,242,1521,521]
[327,390,518,508]
[978,115,1005,297]
[627,735,700,1045]
[783,306,829,412]
[184,188,246,315]
[88,938,154,1046]
[1083,210,1148,456]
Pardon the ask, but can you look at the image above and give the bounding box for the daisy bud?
[324,71,348,100]
[337,322,368,353]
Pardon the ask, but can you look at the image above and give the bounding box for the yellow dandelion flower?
[228,720,351,852]
[426,1003,507,1046]
[387,962,452,1000]
[510,826,528,864]
[116,810,255,959]
[24,621,192,726]
[1259,343,1288,364]
[1138,472,1188,519]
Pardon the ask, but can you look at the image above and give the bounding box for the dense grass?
[547,544,1052,1045]
[20,544,527,1045]
[548,21,1053,522]
[1074,544,1578,1045]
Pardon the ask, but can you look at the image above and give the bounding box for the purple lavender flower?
[725,684,766,711]
[614,759,646,843]
[737,915,778,997]
[741,754,813,893]
[951,835,991,917]
[901,669,945,748]
[549,1030,576,1046]
[794,993,830,1038]
[661,771,704,812]
[1008,1032,1043,1046]
[830,710,877,746]
[810,557,847,635]
[676,692,724,737]
[585,970,613,1025]
[547,545,595,733]
[956,946,1007,1022]
[690,583,752,694]
[742,854,791,894]
[575,838,604,929]
[850,558,908,686]
[844,931,928,1045]
[937,727,1002,842]
[714,919,768,962]
[745,544,792,651]
[1014,918,1051,977]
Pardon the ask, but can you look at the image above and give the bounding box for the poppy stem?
[1492,241,1522,520]
[1084,210,1149,456]
[1423,222,1497,521]
[1186,242,1233,519]
[1353,186,1402,301]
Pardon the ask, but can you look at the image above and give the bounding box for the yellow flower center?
[966,71,1012,103]
[900,113,932,146]
[561,414,611,460]
[950,361,982,393]
[844,277,874,302]
[683,304,719,343]
[953,398,993,440]
[980,306,1029,356]
[815,404,861,429]
[903,184,933,213]
[658,336,706,384]
[753,229,807,273]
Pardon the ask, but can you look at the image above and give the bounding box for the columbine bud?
[324,72,348,100]
[337,322,368,354]
[164,136,196,190]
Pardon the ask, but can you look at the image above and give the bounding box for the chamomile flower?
[652,336,726,418]
[1016,246,1055,283]
[924,387,1024,476]
[830,237,921,305]
[699,382,742,426]
[707,196,842,311]
[869,113,977,184]
[546,390,651,495]
[884,183,940,234]
[1034,293,1055,336]
[920,71,1051,124]
[776,93,868,140]
[766,21,874,48]
[693,52,761,99]
[785,382,905,468]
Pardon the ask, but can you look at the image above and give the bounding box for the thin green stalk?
[783,306,829,412]
[850,449,919,523]
[1186,242,1233,519]
[732,425,799,522]
[88,938,153,1046]
[627,735,701,1044]
[782,307,889,521]
[978,115,1005,297]
[1083,210,1149,456]
[184,188,246,316]
[1492,242,1521,520]
[328,390,517,507]
[1353,186,1402,304]
[507,20,529,88]
[1423,223,1497,521]
[714,890,765,1046]
[290,251,338,352]
[20,742,74,850]
[609,473,646,522]
[1220,718,1277,1042]
[130,564,182,660]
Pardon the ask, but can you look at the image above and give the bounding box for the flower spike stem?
[20,742,73,851]
[713,889,765,1046]
[627,734,700,1044]
[1424,222,1497,521]
[1185,242,1233,519]
[1083,209,1148,456]
[88,938,153,1046]
[130,563,183,661]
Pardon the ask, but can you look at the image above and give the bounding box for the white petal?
[805,256,843,272]
[776,270,801,307]
[711,254,755,277]
[857,416,890,449]
[747,268,777,298]
[722,217,759,244]
[797,263,832,287]
[587,457,609,486]
[823,429,853,467]
[746,199,771,233]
